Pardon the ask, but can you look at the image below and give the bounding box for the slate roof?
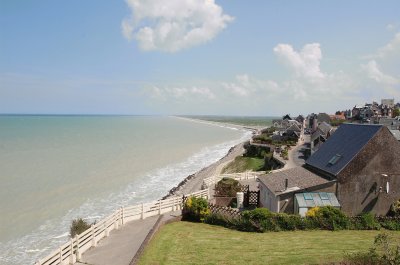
[286,123,301,132]
[306,123,383,177]
[318,121,332,134]
[295,192,340,208]
[258,166,332,195]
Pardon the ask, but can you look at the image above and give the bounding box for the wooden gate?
[244,190,260,208]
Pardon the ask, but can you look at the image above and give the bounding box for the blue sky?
[1,0,399,116]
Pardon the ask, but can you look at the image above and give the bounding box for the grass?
[222,156,264,173]
[138,222,400,265]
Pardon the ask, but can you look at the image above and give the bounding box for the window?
[328,154,342,165]
[319,192,329,200]
[303,193,313,200]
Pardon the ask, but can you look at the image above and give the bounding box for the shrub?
[214,178,241,197]
[182,196,210,222]
[241,208,274,232]
[306,206,320,218]
[307,206,350,231]
[70,218,91,238]
[380,219,400,231]
[242,208,273,221]
[275,213,304,231]
[388,199,400,217]
[359,212,381,230]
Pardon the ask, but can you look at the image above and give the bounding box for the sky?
[1,0,400,116]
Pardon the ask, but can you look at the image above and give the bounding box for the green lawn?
[138,221,400,265]
[222,156,265,173]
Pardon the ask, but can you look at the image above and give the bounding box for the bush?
[306,206,320,218]
[70,218,91,238]
[240,208,274,232]
[244,142,271,158]
[182,196,210,222]
[307,206,350,231]
[275,213,304,231]
[359,212,381,230]
[214,178,242,197]
[380,219,400,231]
[388,199,400,217]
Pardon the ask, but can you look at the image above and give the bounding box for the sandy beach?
[163,141,246,198]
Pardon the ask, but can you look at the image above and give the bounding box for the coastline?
[162,116,263,199]
[172,115,262,132]
[163,141,246,199]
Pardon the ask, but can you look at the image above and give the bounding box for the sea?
[0,115,251,265]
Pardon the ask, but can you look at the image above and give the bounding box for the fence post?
[158,200,162,215]
[121,207,125,225]
[91,224,97,247]
[76,234,82,261]
[114,211,119,230]
[59,247,62,265]
[141,203,144,219]
[105,219,110,237]
[69,237,75,264]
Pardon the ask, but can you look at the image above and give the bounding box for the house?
[329,113,346,121]
[379,117,400,130]
[310,122,333,154]
[306,124,400,216]
[282,114,293,120]
[390,130,400,141]
[379,104,393,118]
[382,98,395,108]
[258,166,337,214]
[258,124,400,216]
[295,115,305,124]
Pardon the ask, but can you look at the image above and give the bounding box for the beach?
[164,141,246,198]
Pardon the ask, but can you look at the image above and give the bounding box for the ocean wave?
[0,129,251,265]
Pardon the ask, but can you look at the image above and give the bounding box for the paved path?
[285,135,310,169]
[76,211,181,265]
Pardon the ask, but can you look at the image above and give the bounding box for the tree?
[393,108,400,118]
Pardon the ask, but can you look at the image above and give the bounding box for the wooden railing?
[202,172,263,188]
[34,189,209,265]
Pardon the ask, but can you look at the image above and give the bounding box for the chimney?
[285,178,288,190]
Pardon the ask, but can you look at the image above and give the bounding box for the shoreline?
[162,116,261,199]
[162,141,246,199]
[172,115,263,132]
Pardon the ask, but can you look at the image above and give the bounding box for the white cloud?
[368,32,400,59]
[361,60,399,85]
[222,74,281,97]
[149,86,215,100]
[273,43,325,80]
[122,0,234,52]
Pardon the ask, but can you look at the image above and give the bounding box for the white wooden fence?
[202,171,264,188]
[34,189,209,265]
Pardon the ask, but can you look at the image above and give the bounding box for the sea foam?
[0,125,251,265]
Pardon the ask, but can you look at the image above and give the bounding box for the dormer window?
[328,154,342,165]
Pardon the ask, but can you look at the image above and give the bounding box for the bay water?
[0,115,250,265]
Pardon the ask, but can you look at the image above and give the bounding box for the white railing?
[34,189,209,265]
[202,171,264,188]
